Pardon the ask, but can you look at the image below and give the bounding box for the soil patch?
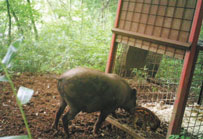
[0,73,167,138]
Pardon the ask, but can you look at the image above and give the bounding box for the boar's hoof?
[53,130,59,136]
[93,126,98,135]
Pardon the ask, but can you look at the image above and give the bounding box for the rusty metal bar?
[112,28,192,49]
[105,0,122,73]
[167,0,203,138]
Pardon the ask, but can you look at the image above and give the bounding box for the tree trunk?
[80,0,83,40]
[46,0,57,20]
[10,7,24,35]
[27,0,38,40]
[101,0,110,16]
[6,0,11,46]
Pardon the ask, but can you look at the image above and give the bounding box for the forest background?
[0,0,202,74]
[0,0,119,73]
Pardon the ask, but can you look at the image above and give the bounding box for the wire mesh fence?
[181,48,203,139]
[114,43,183,105]
[112,43,203,138]
[109,0,202,137]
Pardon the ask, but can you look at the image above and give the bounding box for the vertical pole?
[105,0,122,73]
[167,0,203,138]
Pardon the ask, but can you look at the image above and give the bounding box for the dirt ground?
[0,73,167,139]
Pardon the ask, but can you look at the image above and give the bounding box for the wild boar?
[52,67,137,137]
[133,107,160,131]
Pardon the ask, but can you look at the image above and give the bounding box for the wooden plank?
[116,36,186,60]
[112,28,191,49]
[116,35,186,59]
[106,116,145,139]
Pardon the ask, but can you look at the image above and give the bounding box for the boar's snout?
[131,88,137,107]
[124,88,137,114]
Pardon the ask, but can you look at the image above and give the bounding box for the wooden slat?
[106,116,145,139]
[112,28,192,50]
[116,37,186,59]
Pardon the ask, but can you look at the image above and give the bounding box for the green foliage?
[0,0,116,73]
[0,58,32,138]
[199,25,203,40]
[132,67,148,83]
[190,51,203,95]
[169,135,191,139]
[0,0,40,42]
[156,56,183,84]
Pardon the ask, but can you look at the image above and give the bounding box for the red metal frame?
[167,0,203,137]
[105,0,122,73]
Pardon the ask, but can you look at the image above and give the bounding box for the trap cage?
[105,0,203,138]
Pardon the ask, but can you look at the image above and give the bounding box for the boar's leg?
[62,107,80,137]
[111,111,117,118]
[52,99,67,130]
[93,110,111,134]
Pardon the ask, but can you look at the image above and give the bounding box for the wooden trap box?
[106,0,203,138]
[113,0,197,60]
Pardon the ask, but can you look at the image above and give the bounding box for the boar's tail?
[57,79,64,93]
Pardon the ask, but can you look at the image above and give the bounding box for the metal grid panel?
[115,0,197,59]
[113,43,183,105]
[181,50,203,138]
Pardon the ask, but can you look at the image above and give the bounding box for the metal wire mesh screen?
[112,43,203,138]
[181,49,203,138]
[113,43,183,106]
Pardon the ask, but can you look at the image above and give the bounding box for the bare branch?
[27,0,38,40]
[10,6,24,35]
[6,0,12,45]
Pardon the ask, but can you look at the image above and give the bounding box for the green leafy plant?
[169,135,191,139]
[1,60,32,139]
[0,38,32,139]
